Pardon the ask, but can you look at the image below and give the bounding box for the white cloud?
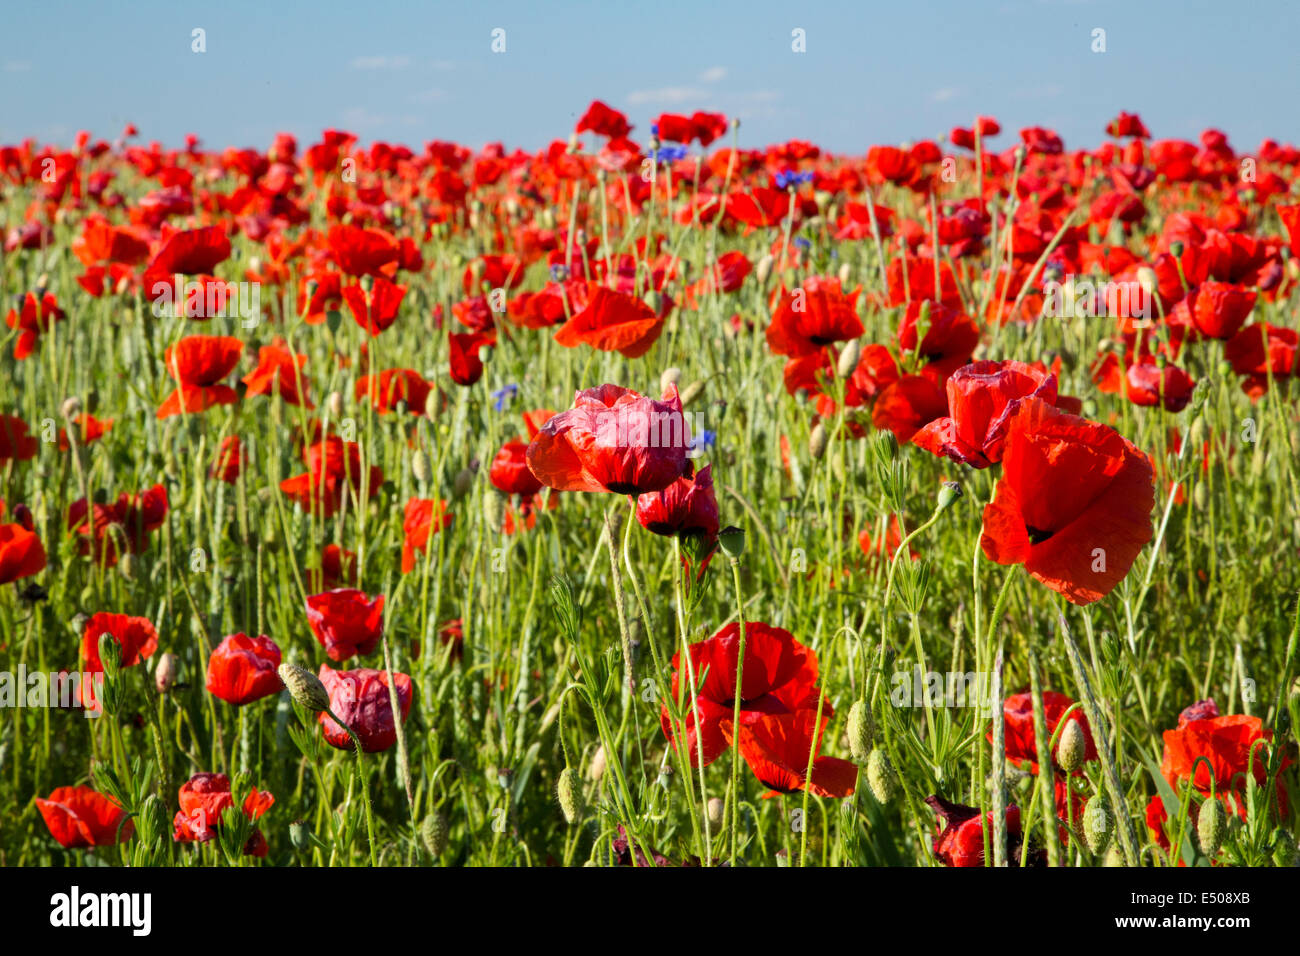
[349,55,412,71]
[929,87,961,103]
[626,86,706,106]
[700,66,726,83]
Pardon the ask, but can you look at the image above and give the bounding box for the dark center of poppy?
[1026,525,1055,544]
[605,482,640,495]
[810,335,833,346]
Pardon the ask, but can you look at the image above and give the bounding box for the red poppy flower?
[327,224,400,278]
[661,621,823,769]
[1180,281,1256,340]
[0,520,46,584]
[158,335,243,419]
[871,374,948,444]
[721,707,857,798]
[1107,111,1151,139]
[305,588,385,662]
[765,276,864,358]
[1000,691,1097,770]
[317,664,413,753]
[241,338,313,407]
[1160,700,1280,797]
[205,633,283,706]
[81,612,159,672]
[5,291,65,360]
[172,772,273,855]
[913,360,1058,467]
[36,786,133,848]
[576,100,632,139]
[0,415,39,463]
[463,254,524,295]
[342,276,406,335]
[67,484,169,566]
[401,498,453,573]
[310,544,358,591]
[635,462,720,549]
[279,437,383,517]
[449,329,493,385]
[490,440,544,497]
[356,368,435,415]
[1223,323,1298,397]
[726,187,791,228]
[1090,353,1195,412]
[925,795,1038,867]
[896,300,980,381]
[980,399,1155,605]
[554,284,666,359]
[211,435,243,483]
[526,384,689,495]
[142,226,232,312]
[57,413,112,451]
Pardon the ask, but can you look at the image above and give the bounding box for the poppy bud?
[60,396,83,420]
[809,422,828,460]
[326,391,344,419]
[1057,718,1086,773]
[359,274,374,294]
[1198,797,1226,857]
[718,525,745,559]
[847,699,874,763]
[1135,266,1158,296]
[452,466,475,498]
[1192,479,1209,511]
[836,339,861,379]
[837,262,851,287]
[421,812,449,858]
[588,745,607,782]
[98,633,122,680]
[755,254,774,286]
[558,767,585,824]
[1083,797,1111,854]
[867,749,899,804]
[1271,829,1296,868]
[660,366,682,392]
[412,449,432,484]
[278,662,330,712]
[290,819,311,852]
[705,796,724,832]
[155,652,178,694]
[1103,844,1126,867]
[117,550,135,581]
[680,380,705,408]
[137,793,166,846]
[936,480,962,513]
[1169,240,1185,258]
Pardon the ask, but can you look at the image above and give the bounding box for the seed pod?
[1083,797,1112,854]
[421,812,449,859]
[1057,719,1086,773]
[558,767,585,824]
[717,525,745,559]
[866,749,899,804]
[278,662,330,712]
[1198,797,1226,857]
[847,700,873,764]
[809,422,828,460]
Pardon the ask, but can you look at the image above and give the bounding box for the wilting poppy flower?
[490,440,544,497]
[1000,691,1097,770]
[172,772,273,855]
[36,786,133,848]
[158,335,243,419]
[661,621,824,768]
[0,520,46,584]
[721,707,857,798]
[980,399,1154,605]
[317,664,413,753]
[526,384,689,495]
[205,633,282,706]
[401,498,453,573]
[925,795,1040,867]
[81,612,159,671]
[342,276,406,335]
[635,462,720,552]
[765,276,864,358]
[0,414,39,463]
[913,360,1058,467]
[241,338,313,407]
[554,284,666,359]
[5,291,65,360]
[305,588,385,662]
[67,484,168,566]
[280,437,383,517]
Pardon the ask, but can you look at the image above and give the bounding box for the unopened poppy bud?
[359,274,374,294]
[326,391,344,419]
[1198,797,1226,857]
[412,449,432,484]
[137,794,166,846]
[936,480,962,513]
[117,550,135,581]
[1192,480,1209,511]
[98,634,122,679]
[290,819,311,852]
[679,380,705,408]
[847,699,874,763]
[874,430,899,462]
[1083,797,1111,854]
[1104,844,1126,867]
[718,525,745,559]
[424,389,441,419]
[558,767,585,824]
[705,797,724,831]
[809,422,828,459]
[836,339,861,379]
[1271,829,1296,868]
[660,366,682,392]
[755,254,774,286]
[867,749,899,804]
[588,745,607,782]
[1135,266,1158,296]
[837,262,852,287]
[60,396,83,420]
[421,812,449,858]
[278,662,330,712]
[452,466,475,498]
[1057,718,1086,773]
[155,652,178,694]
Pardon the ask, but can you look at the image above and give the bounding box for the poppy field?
[2,101,1299,871]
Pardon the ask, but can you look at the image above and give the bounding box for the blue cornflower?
[688,429,717,455]
[491,384,519,412]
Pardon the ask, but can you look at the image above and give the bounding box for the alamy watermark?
[1041,275,1152,324]
[150,275,261,327]
[890,666,995,717]
[0,667,103,717]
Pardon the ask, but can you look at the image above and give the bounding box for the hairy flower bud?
[155,652,178,694]
[558,767,585,824]
[1198,797,1226,857]
[421,812,449,858]
[278,662,329,712]
[867,749,899,804]
[1057,718,1086,773]
[847,699,874,764]
[1083,797,1112,855]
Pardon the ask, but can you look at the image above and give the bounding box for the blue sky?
[3,0,1297,156]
